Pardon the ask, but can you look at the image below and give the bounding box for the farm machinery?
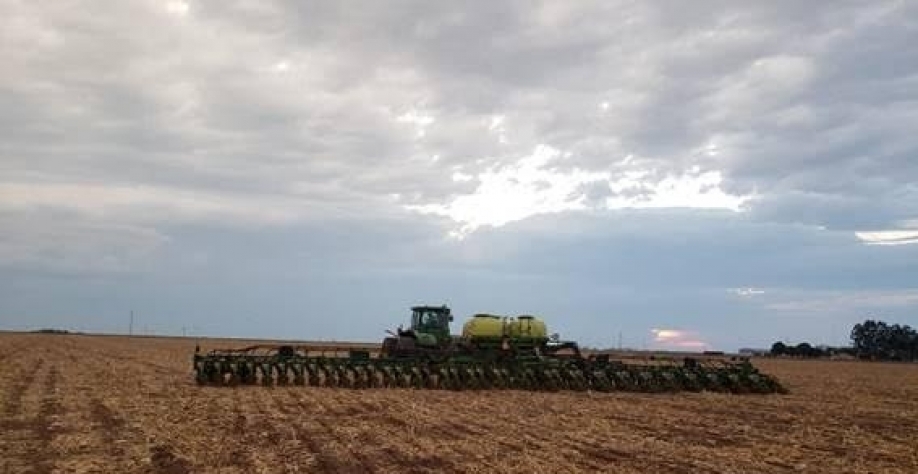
[193,305,786,394]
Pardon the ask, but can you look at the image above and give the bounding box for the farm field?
[1,333,917,474]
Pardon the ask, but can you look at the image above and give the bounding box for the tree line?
[770,319,918,361]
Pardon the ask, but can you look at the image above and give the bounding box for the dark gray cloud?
[1,0,917,350]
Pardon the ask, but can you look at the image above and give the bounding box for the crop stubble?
[1,333,916,474]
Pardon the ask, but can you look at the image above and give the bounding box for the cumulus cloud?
[4,1,916,238]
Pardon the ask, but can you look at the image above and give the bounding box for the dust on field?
[1,333,916,474]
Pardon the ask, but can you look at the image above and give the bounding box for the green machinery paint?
[192,304,786,394]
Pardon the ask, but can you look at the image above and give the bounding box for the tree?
[770,341,823,357]
[851,319,918,361]
[770,341,787,356]
[795,342,826,358]
[851,320,884,359]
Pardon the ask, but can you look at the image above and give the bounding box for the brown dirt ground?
[1,333,917,474]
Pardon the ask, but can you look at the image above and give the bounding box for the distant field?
[1,333,917,474]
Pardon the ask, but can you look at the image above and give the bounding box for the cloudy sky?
[2,0,917,351]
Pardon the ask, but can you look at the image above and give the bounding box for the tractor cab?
[381,305,454,357]
[408,305,453,342]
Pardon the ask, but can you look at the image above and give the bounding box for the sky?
[1,0,917,351]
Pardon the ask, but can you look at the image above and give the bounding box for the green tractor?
[380,305,581,360]
[193,303,787,394]
[380,305,455,358]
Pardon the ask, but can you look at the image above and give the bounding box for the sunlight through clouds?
[406,145,609,237]
[855,218,918,245]
[164,1,189,17]
[407,145,749,237]
[651,328,709,351]
[397,110,435,138]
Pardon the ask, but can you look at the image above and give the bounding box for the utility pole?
[129,310,134,337]
[618,331,623,350]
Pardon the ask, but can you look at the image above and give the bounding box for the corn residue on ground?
[1,333,916,473]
